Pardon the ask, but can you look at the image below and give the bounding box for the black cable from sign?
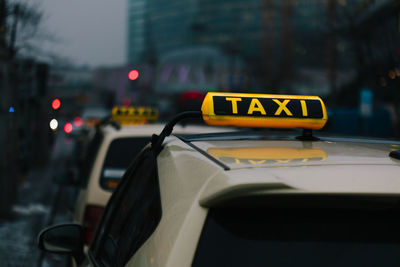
[152,111,203,154]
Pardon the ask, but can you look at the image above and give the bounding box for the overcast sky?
[40,0,126,67]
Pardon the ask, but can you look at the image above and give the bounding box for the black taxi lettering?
[225,97,241,114]
[272,99,292,116]
[213,96,323,119]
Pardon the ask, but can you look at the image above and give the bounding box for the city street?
[0,0,399,266]
[0,132,77,267]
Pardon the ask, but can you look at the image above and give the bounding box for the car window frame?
[99,136,152,191]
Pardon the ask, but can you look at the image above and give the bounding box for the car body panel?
[126,137,221,267]
[122,135,400,267]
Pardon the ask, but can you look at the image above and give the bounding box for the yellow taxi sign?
[111,106,158,125]
[201,92,327,129]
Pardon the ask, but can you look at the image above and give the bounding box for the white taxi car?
[73,106,233,246]
[74,123,160,245]
[38,92,400,267]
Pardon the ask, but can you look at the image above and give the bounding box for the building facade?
[127,0,378,96]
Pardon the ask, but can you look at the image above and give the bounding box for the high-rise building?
[127,0,262,64]
[126,0,374,95]
[127,0,146,64]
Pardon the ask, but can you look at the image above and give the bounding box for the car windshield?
[193,197,400,267]
[100,137,150,191]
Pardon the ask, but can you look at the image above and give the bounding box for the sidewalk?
[0,132,76,267]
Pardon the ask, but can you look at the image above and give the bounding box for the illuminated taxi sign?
[201,92,327,129]
[111,106,158,125]
[207,147,327,165]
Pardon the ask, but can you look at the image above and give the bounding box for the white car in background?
[73,122,234,246]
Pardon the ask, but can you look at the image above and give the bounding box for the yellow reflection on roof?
[207,147,327,165]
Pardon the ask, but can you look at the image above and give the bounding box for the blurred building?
[93,65,137,106]
[352,0,400,102]
[47,66,104,120]
[352,0,400,136]
[127,0,379,97]
[0,57,50,216]
[127,0,260,65]
[127,0,147,64]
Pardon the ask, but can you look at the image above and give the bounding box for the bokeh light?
[64,122,73,133]
[50,119,58,131]
[128,70,139,80]
[73,116,83,127]
[52,98,61,110]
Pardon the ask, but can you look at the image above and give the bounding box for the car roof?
[101,123,235,138]
[160,132,400,207]
[191,139,399,169]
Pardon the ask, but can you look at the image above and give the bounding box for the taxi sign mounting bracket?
[296,129,320,141]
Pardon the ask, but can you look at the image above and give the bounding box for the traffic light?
[128,69,139,81]
[64,122,73,134]
[51,98,61,110]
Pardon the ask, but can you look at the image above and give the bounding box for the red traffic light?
[128,70,139,81]
[64,122,73,133]
[52,98,61,110]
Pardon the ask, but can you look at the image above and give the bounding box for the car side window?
[100,137,151,191]
[90,147,162,267]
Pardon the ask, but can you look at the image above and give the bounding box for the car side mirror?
[37,223,85,265]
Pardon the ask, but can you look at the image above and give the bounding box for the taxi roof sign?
[111,106,158,125]
[201,92,328,130]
